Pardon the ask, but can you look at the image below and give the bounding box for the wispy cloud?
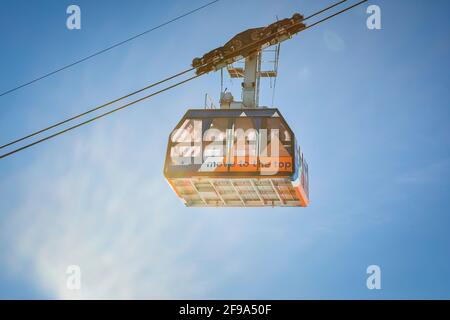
[323,30,346,52]
[395,158,450,185]
[0,125,238,299]
[1,120,337,298]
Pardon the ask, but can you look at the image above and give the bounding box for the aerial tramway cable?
[0,0,367,160]
[0,0,221,98]
[0,68,194,150]
[0,74,201,159]
[1,0,359,152]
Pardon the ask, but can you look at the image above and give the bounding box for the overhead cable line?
[219,0,365,65]
[0,0,221,98]
[0,67,194,150]
[304,0,367,30]
[303,0,348,21]
[0,75,200,160]
[0,0,368,160]
[1,0,353,151]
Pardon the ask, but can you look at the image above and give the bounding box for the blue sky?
[0,0,449,299]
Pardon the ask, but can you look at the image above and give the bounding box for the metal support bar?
[269,179,284,205]
[242,53,259,108]
[249,179,265,206]
[189,180,207,205]
[210,181,227,206]
[231,181,246,206]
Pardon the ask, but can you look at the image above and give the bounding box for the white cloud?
[395,158,450,185]
[0,125,237,299]
[297,67,311,82]
[0,89,364,299]
[323,30,346,52]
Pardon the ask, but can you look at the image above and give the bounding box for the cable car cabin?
[164,108,309,207]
